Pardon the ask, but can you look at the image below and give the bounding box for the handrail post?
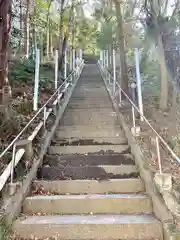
[70,48,73,82]
[73,49,75,71]
[105,50,108,82]
[64,49,67,80]
[103,50,105,68]
[113,49,116,94]
[100,50,103,66]
[131,82,141,137]
[33,49,40,111]
[10,143,17,184]
[80,49,82,59]
[73,49,76,82]
[43,106,47,129]
[102,50,104,68]
[106,50,108,69]
[119,89,122,106]
[135,48,144,121]
[55,49,58,89]
[156,137,162,174]
[132,106,136,128]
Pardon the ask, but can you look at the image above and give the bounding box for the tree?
[24,0,30,58]
[94,0,129,92]
[0,0,12,111]
[113,0,128,92]
[141,0,168,110]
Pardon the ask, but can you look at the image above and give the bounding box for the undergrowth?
[0,58,55,175]
[0,219,11,240]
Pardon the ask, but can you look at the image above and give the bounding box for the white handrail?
[98,62,180,164]
[0,59,84,192]
[0,71,72,159]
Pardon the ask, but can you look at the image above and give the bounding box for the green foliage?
[0,219,10,240]
[14,101,33,115]
[75,17,98,53]
[96,21,115,49]
[9,59,54,93]
[9,59,35,86]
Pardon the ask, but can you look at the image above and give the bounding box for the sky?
[167,0,175,15]
[83,0,95,18]
[83,0,177,18]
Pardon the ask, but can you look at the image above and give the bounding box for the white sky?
[83,0,95,18]
[167,0,175,15]
[83,0,176,18]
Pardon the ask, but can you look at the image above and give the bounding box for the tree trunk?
[31,1,37,60]
[32,22,37,60]
[158,33,168,110]
[0,0,12,107]
[19,0,23,52]
[59,4,74,71]
[108,44,111,70]
[114,0,128,93]
[50,34,53,56]
[46,17,50,58]
[46,0,53,59]
[24,0,30,58]
[58,0,65,56]
[146,1,168,110]
[40,32,44,62]
[169,85,177,142]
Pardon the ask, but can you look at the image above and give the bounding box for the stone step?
[52,137,127,146]
[62,109,117,115]
[60,114,118,126]
[23,193,152,215]
[39,165,138,180]
[33,178,145,194]
[60,121,118,126]
[69,102,111,105]
[63,108,116,112]
[71,94,109,99]
[70,97,111,101]
[73,88,108,92]
[13,214,162,239]
[55,127,125,139]
[68,100,112,104]
[67,105,113,109]
[48,145,130,155]
[72,91,108,95]
[44,153,134,167]
[72,91,109,95]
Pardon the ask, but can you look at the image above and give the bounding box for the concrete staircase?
[12,65,163,239]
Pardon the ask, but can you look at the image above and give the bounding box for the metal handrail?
[0,70,73,159]
[99,62,180,165]
[0,59,84,192]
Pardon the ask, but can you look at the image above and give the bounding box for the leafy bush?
[9,59,35,86]
[9,58,55,90]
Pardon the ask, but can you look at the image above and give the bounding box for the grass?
[0,219,11,240]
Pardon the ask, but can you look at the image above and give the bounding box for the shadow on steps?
[43,154,135,167]
[37,165,139,181]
